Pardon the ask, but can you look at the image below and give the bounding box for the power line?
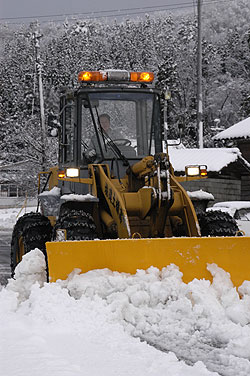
[0,0,231,25]
[0,2,205,21]
[41,4,195,23]
[0,2,195,21]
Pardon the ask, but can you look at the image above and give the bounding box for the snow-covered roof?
[168,147,243,172]
[213,117,250,141]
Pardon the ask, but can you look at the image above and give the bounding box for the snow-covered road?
[0,231,11,284]
[0,208,250,375]
[0,207,37,284]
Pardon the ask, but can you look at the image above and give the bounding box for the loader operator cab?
[59,70,163,175]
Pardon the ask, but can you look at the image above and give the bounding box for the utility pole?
[33,28,47,170]
[197,0,203,148]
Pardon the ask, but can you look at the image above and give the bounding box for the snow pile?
[187,190,214,201]
[0,207,37,230]
[213,201,250,211]
[6,249,47,301]
[1,250,250,376]
[39,186,61,196]
[61,193,98,202]
[0,251,216,376]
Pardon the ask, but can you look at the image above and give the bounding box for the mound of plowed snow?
[1,249,250,376]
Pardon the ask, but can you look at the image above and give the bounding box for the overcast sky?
[0,0,190,23]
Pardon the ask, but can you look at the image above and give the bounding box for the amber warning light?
[200,166,207,176]
[130,72,154,82]
[58,170,66,179]
[78,71,107,82]
[78,70,154,83]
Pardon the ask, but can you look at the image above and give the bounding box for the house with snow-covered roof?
[213,116,250,200]
[213,116,250,160]
[168,147,250,202]
[213,116,250,140]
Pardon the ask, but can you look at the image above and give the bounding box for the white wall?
[0,197,37,208]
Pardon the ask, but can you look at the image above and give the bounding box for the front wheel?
[198,210,239,237]
[11,212,52,277]
[53,209,97,241]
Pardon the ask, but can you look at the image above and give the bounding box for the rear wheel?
[11,212,53,277]
[53,209,97,240]
[198,210,239,237]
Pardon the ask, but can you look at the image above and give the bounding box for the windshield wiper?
[102,128,130,167]
[85,95,105,160]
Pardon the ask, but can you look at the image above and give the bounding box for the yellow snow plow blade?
[46,237,250,287]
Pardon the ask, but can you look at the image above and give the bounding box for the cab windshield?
[80,91,161,162]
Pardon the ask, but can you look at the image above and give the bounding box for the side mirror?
[178,122,184,139]
[48,113,60,137]
[50,128,58,137]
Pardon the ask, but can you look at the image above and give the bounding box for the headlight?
[186,166,200,176]
[66,168,79,178]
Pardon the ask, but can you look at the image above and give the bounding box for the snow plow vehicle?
[11,70,250,287]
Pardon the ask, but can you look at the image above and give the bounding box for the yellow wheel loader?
[11,70,250,287]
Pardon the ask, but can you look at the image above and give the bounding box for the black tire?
[198,210,239,237]
[11,212,53,277]
[53,209,97,241]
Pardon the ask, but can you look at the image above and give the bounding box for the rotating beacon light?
[78,70,154,83]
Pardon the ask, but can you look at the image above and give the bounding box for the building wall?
[238,141,250,163]
[0,184,24,198]
[241,176,250,200]
[181,178,241,205]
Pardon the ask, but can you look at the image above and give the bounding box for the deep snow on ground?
[0,249,250,376]
[1,208,250,375]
